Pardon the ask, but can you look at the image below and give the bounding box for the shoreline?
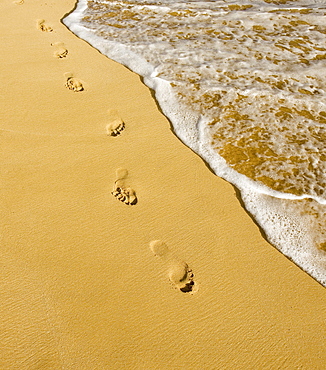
[62,0,326,287]
[1,0,325,368]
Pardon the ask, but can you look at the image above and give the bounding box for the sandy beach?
[1,0,325,368]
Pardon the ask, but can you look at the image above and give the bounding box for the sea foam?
[63,0,326,286]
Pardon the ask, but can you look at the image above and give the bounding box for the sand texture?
[1,0,325,369]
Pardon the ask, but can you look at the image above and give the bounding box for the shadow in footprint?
[149,240,197,294]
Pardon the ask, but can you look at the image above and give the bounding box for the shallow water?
[64,0,326,286]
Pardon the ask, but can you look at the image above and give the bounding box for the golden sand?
[1,0,325,368]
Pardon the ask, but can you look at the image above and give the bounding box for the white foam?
[64,14,154,79]
[241,189,326,286]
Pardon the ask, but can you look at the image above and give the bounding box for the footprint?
[37,19,53,32]
[149,240,197,294]
[64,73,84,92]
[112,187,137,205]
[111,168,137,205]
[106,110,125,136]
[149,240,169,257]
[115,168,128,180]
[106,118,125,136]
[51,42,68,59]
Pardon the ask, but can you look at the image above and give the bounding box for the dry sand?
[1,0,325,368]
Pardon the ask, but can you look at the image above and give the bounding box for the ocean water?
[64,0,326,286]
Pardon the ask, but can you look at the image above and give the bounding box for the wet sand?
[1,0,325,368]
